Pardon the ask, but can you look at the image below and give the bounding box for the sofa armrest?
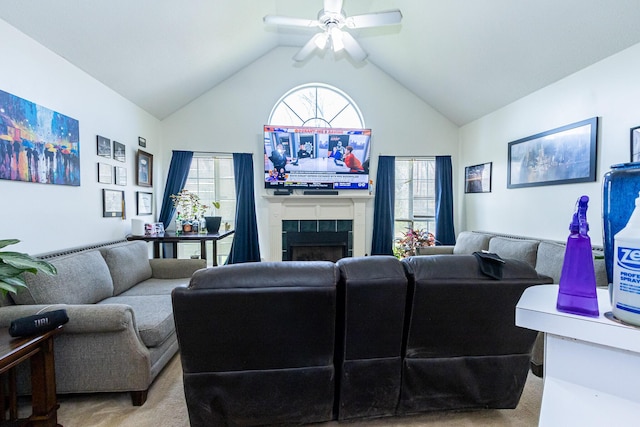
[149,258,206,279]
[0,303,138,334]
[415,246,454,255]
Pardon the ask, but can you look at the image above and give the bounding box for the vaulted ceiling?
[2,0,640,126]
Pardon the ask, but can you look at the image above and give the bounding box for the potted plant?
[0,239,57,295]
[394,228,436,258]
[204,201,222,234]
[170,189,208,233]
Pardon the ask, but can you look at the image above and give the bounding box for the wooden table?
[127,230,235,265]
[0,326,62,427]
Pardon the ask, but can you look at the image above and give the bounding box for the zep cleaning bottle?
[612,191,640,326]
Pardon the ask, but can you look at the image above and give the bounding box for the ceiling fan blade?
[323,0,343,14]
[346,9,403,29]
[293,33,325,62]
[341,31,368,62]
[264,15,319,28]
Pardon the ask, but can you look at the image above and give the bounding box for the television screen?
[264,125,371,190]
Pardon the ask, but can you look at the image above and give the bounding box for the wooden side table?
[0,326,62,427]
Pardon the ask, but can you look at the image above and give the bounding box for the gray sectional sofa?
[0,240,205,405]
[417,230,608,375]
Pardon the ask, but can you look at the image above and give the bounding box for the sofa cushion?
[535,241,566,283]
[118,278,189,296]
[453,232,491,255]
[101,242,152,295]
[99,294,174,348]
[16,251,114,305]
[488,237,539,268]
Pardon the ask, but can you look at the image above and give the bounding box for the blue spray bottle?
[556,195,599,317]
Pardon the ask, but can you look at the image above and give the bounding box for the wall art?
[630,125,640,162]
[98,162,112,184]
[103,189,124,218]
[97,135,111,158]
[138,136,146,148]
[113,140,125,162]
[136,150,153,187]
[464,162,492,193]
[114,166,127,186]
[507,117,598,189]
[0,89,80,186]
[137,191,153,215]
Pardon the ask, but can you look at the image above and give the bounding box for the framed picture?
[136,150,153,187]
[137,191,153,215]
[97,135,111,158]
[103,189,124,218]
[138,136,147,148]
[97,162,112,184]
[507,117,598,189]
[631,125,640,162]
[465,162,492,193]
[114,166,127,186]
[113,141,126,162]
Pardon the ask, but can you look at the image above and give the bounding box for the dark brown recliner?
[398,254,553,415]
[172,261,338,427]
[335,256,408,420]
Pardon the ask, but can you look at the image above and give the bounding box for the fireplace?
[282,220,352,261]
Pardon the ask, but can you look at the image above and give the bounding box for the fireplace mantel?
[264,194,371,262]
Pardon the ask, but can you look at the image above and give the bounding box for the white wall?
[0,19,161,254]
[459,42,640,246]
[160,47,459,258]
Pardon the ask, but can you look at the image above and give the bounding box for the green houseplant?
[0,239,57,295]
[204,201,222,234]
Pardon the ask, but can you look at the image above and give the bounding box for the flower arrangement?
[394,228,436,258]
[170,189,208,219]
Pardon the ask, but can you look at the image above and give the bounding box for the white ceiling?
[2,0,640,126]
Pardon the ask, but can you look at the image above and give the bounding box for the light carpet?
[53,355,541,426]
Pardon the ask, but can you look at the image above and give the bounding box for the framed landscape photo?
[137,191,153,215]
[97,135,111,158]
[465,162,492,193]
[136,150,153,187]
[102,189,124,218]
[113,141,126,162]
[507,117,598,189]
[631,125,640,162]
[114,166,127,186]
[97,162,112,184]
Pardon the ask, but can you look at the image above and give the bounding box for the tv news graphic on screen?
[264,125,371,190]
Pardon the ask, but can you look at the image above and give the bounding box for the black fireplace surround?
[171,254,553,425]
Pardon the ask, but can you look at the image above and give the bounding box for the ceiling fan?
[264,0,402,62]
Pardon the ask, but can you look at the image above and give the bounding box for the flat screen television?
[264,125,371,190]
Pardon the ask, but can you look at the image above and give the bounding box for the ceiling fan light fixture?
[329,26,344,52]
[314,32,329,49]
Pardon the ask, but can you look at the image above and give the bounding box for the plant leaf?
[0,252,57,275]
[0,239,20,250]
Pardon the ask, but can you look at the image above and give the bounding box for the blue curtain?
[158,151,193,257]
[435,155,456,245]
[158,151,194,229]
[226,153,261,264]
[371,156,395,255]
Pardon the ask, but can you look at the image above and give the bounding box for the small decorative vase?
[603,162,640,284]
[204,216,222,234]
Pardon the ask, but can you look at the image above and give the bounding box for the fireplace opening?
[286,231,349,262]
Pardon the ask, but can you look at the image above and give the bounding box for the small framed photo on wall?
[103,189,124,218]
[136,150,153,187]
[113,141,126,162]
[631,125,640,162]
[137,191,153,215]
[97,162,112,184]
[465,162,492,193]
[114,166,127,186]
[97,135,111,158]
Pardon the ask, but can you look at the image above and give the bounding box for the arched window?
[268,83,364,128]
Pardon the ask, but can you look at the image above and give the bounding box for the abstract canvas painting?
[0,89,80,186]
